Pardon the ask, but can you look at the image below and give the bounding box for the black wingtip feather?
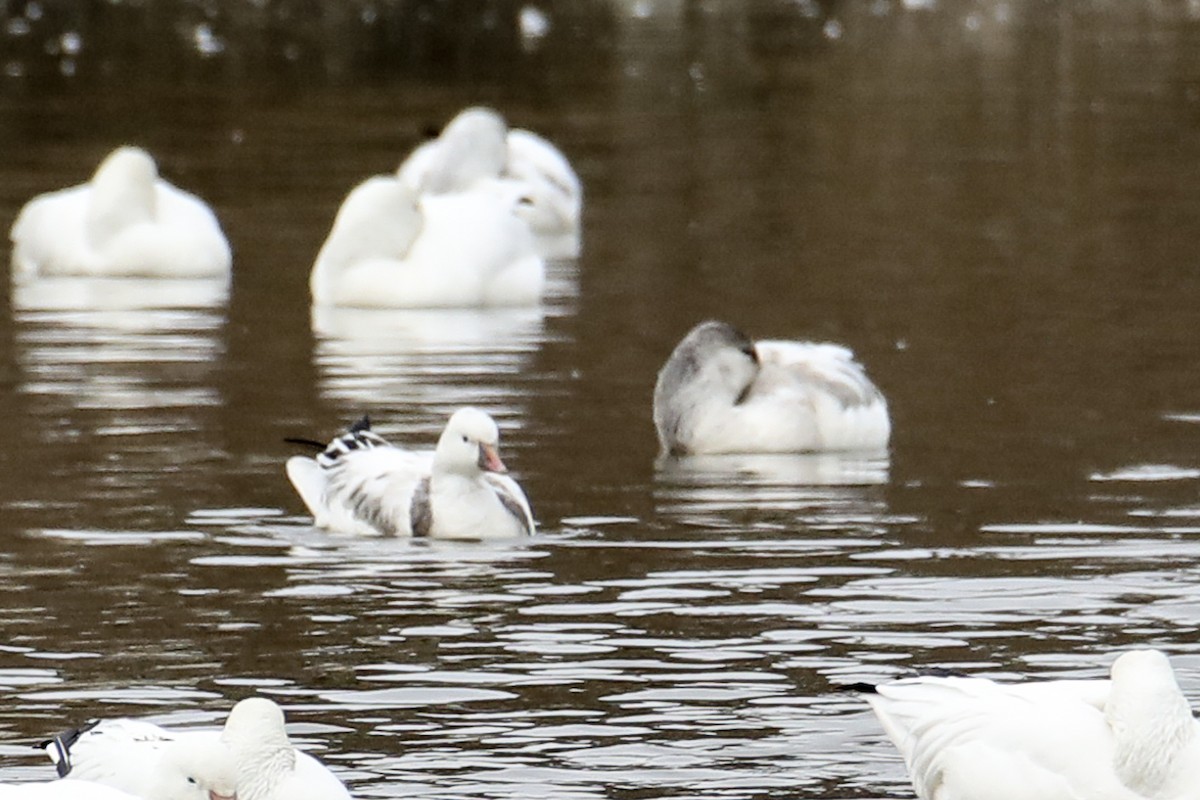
[836,681,880,695]
[349,415,372,434]
[284,437,328,451]
[35,720,100,777]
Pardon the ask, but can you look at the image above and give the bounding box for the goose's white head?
[87,146,159,245]
[153,736,238,800]
[311,176,424,292]
[417,107,509,195]
[506,128,582,223]
[435,408,507,477]
[221,697,291,752]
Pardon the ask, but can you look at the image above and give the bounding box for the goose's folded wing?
[755,340,885,408]
[40,720,220,796]
[319,447,431,536]
[484,474,535,534]
[870,676,1138,800]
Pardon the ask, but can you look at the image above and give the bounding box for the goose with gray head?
[36,717,237,800]
[653,320,890,456]
[310,173,544,307]
[397,106,582,260]
[10,146,232,280]
[863,649,1200,800]
[286,408,534,540]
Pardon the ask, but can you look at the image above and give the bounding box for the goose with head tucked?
[219,698,349,800]
[36,718,236,800]
[39,698,348,800]
[653,320,890,456]
[863,649,1200,800]
[10,146,231,280]
[285,408,534,540]
[310,173,544,307]
[397,106,582,260]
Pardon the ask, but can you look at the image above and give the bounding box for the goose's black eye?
[187,778,197,785]
[462,435,470,443]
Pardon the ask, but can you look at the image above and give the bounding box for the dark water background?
[3,1,1200,797]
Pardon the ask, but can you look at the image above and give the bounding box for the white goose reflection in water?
[654,452,891,530]
[13,276,228,413]
[11,277,229,519]
[310,305,549,428]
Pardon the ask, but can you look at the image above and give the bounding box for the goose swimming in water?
[862,649,1200,800]
[39,697,347,800]
[396,106,582,260]
[10,146,231,280]
[285,408,535,540]
[653,320,890,455]
[310,174,544,307]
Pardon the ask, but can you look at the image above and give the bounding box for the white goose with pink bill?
[286,407,534,540]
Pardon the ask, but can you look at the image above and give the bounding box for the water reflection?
[13,276,227,409]
[310,305,547,429]
[654,453,890,532]
[9,276,229,523]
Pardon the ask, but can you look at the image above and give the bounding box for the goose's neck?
[1108,686,1194,794]
[86,172,156,246]
[235,744,294,800]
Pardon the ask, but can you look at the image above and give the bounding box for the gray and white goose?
[36,697,346,800]
[653,320,890,456]
[286,407,534,540]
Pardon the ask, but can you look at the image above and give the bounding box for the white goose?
[285,408,535,540]
[653,320,890,456]
[310,174,544,307]
[39,697,348,800]
[396,106,582,260]
[865,649,1200,800]
[10,146,231,280]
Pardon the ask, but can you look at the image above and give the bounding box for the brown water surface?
[3,2,1200,798]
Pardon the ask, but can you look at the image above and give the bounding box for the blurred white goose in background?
[310,174,544,307]
[39,697,348,800]
[10,146,231,280]
[397,106,583,259]
[653,320,890,456]
[286,407,534,539]
[864,649,1200,800]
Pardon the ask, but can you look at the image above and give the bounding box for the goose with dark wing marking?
[286,408,534,540]
[36,697,347,800]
